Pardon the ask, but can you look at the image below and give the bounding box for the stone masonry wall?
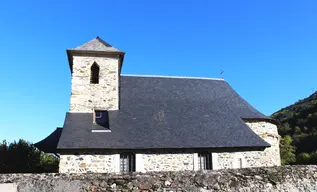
[1,166,317,192]
[214,121,281,169]
[142,153,194,172]
[59,154,117,173]
[70,55,120,112]
[59,153,195,173]
[58,122,281,173]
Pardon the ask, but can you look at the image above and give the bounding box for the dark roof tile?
[34,128,62,153]
[57,75,271,150]
[71,36,122,52]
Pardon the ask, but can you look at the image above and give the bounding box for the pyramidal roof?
[72,36,123,53]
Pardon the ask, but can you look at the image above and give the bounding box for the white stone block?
[136,154,145,172]
[0,183,17,192]
[193,153,198,171]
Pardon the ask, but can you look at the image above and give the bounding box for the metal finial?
[220,69,224,79]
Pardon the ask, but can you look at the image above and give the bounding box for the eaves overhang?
[66,49,125,73]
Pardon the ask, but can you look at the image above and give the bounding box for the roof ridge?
[95,36,114,48]
[121,74,225,81]
[72,37,122,52]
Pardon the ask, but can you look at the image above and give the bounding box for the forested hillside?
[272,91,317,165]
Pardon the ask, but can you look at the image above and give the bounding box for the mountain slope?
[271,91,317,164]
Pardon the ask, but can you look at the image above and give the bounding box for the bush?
[280,135,296,165]
[297,152,311,164]
[0,139,59,173]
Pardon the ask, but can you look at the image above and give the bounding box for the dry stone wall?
[1,166,317,192]
[70,55,120,112]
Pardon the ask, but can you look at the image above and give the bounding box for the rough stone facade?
[1,166,317,192]
[142,153,194,172]
[59,154,117,173]
[58,121,281,173]
[63,44,281,173]
[214,121,281,169]
[69,55,120,112]
[59,153,196,173]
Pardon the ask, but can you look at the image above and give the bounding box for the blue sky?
[0,0,316,143]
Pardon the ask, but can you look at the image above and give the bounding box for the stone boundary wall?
[1,165,317,192]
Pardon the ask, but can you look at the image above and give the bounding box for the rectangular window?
[120,153,136,173]
[198,152,212,170]
[95,110,109,127]
[238,158,243,168]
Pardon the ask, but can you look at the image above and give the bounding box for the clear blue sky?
[0,0,316,143]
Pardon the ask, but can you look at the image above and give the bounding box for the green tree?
[0,140,8,172]
[280,135,296,165]
[39,153,59,172]
[0,139,59,173]
[279,123,291,136]
[272,91,317,165]
[297,152,311,164]
[310,150,317,164]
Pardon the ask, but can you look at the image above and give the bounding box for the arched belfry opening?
[90,62,100,84]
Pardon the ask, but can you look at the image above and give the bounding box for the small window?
[238,158,243,168]
[120,153,135,173]
[198,152,212,170]
[95,110,109,127]
[90,63,99,84]
[232,157,244,168]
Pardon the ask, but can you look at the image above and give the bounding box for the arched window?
[90,63,99,84]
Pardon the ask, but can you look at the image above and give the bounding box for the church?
[35,37,281,173]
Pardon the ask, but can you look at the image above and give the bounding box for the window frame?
[94,110,109,128]
[237,157,243,168]
[90,62,100,84]
[95,111,103,119]
[120,153,136,173]
[198,152,212,170]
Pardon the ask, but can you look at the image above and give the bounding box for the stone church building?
[35,37,281,173]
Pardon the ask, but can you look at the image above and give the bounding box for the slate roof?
[66,37,125,73]
[55,75,272,151]
[72,36,123,53]
[34,128,62,153]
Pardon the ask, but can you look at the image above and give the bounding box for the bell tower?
[66,37,125,112]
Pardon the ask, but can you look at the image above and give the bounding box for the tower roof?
[66,37,125,72]
[72,36,123,53]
